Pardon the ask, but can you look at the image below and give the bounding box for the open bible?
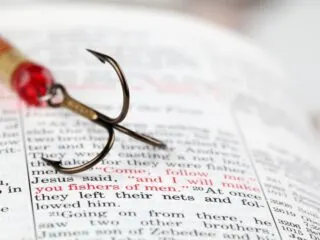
[0,3,319,240]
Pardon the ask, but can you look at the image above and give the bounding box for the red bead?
[11,62,54,106]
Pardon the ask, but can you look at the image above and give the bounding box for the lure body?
[0,37,54,105]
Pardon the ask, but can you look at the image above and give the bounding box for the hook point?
[42,157,62,168]
[86,49,107,63]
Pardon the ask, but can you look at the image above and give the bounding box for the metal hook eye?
[46,83,68,108]
[87,49,130,124]
[42,124,115,174]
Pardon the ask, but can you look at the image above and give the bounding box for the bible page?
[0,3,319,240]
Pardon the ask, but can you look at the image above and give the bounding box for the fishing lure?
[0,37,166,174]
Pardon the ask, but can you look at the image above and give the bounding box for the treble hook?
[42,49,166,174]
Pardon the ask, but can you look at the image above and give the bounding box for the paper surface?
[0,4,319,240]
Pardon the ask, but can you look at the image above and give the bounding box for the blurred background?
[2,0,320,113]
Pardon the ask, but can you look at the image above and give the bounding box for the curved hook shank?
[43,122,115,174]
[87,49,130,124]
